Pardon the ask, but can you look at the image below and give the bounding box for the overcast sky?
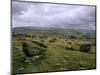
[12,1,96,30]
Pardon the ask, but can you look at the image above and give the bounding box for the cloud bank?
[12,1,96,30]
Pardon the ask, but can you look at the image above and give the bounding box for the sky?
[12,1,96,30]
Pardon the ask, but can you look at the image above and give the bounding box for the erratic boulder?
[80,43,91,52]
[22,41,47,57]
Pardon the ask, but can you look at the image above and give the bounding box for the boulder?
[22,41,47,57]
[80,43,91,52]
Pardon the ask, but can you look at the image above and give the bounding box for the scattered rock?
[19,67,24,70]
[49,38,57,42]
[31,55,40,61]
[67,41,72,44]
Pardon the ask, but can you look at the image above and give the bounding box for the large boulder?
[80,43,91,52]
[22,41,47,57]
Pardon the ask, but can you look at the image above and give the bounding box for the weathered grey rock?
[80,43,91,52]
[22,41,47,57]
[19,67,24,70]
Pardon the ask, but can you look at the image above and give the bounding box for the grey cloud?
[12,1,96,30]
[12,1,30,15]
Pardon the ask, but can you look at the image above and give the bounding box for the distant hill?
[13,27,95,33]
[12,27,95,39]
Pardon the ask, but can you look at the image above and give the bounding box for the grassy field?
[12,27,96,74]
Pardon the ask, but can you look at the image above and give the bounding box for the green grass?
[12,32,96,74]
